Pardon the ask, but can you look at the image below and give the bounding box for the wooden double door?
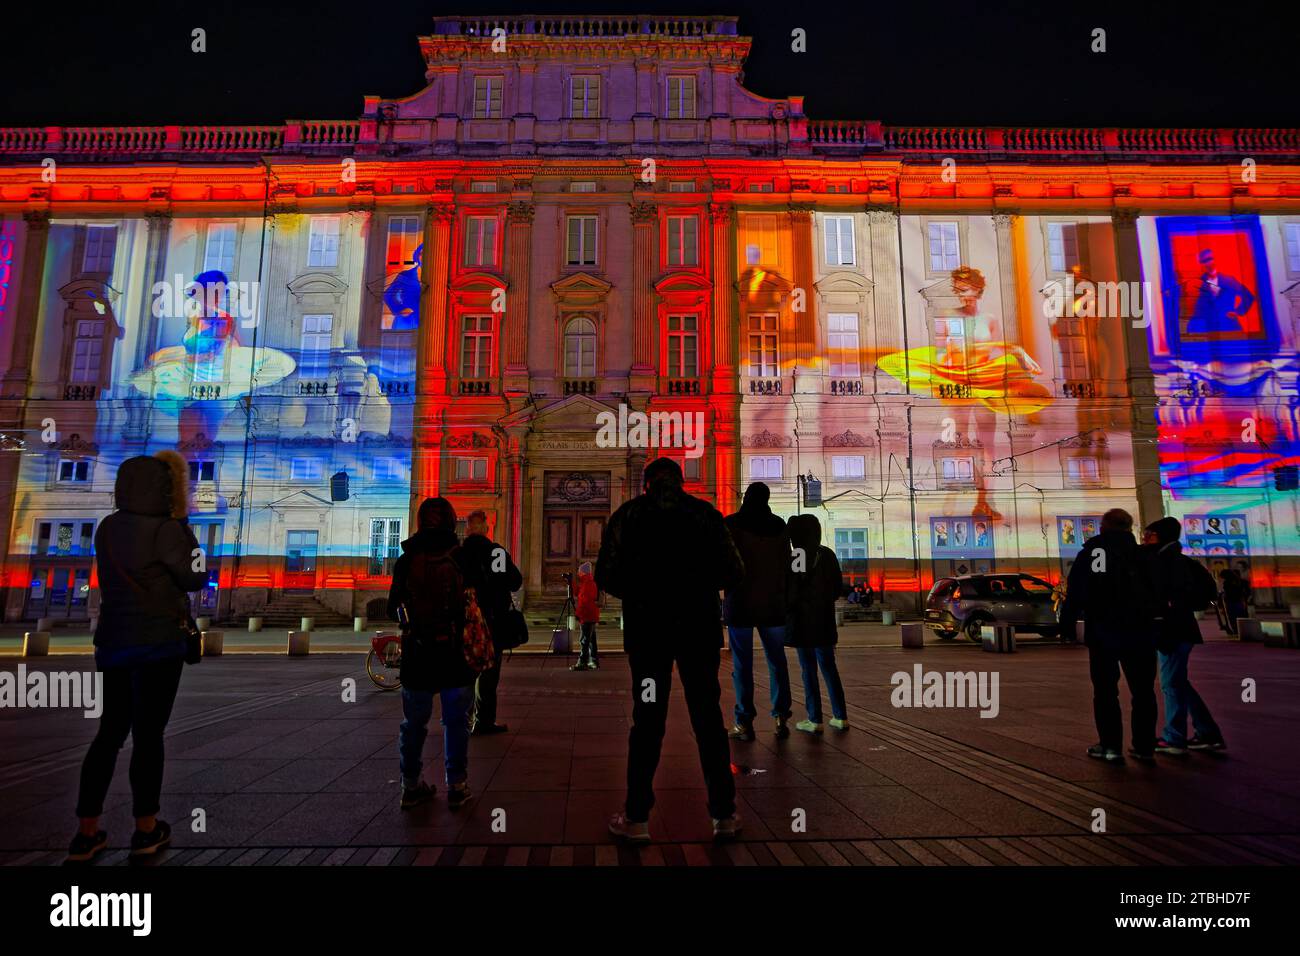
[541,471,610,597]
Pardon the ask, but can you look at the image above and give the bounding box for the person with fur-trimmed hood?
[67,451,207,864]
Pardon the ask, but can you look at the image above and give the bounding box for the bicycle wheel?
[366,649,401,690]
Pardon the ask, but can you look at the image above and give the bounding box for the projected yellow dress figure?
[878,266,1052,415]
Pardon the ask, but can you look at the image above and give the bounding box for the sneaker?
[1127,748,1156,764]
[588,660,599,670]
[128,820,171,857]
[1187,735,1227,751]
[447,782,472,809]
[795,719,824,735]
[570,662,589,672]
[828,717,850,731]
[472,722,509,736]
[608,811,651,845]
[728,723,756,742]
[400,780,436,809]
[1087,744,1125,763]
[774,717,790,739]
[65,830,108,864]
[712,814,743,842]
[1155,738,1188,756]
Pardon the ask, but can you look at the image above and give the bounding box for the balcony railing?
[296,379,336,396]
[829,379,863,396]
[1061,381,1097,399]
[62,385,99,401]
[190,384,223,401]
[459,379,493,396]
[563,379,597,395]
[379,380,411,397]
[749,378,783,396]
[935,383,972,400]
[666,378,701,396]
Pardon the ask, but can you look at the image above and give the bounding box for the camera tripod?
[549,576,577,658]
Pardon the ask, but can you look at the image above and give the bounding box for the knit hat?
[1145,516,1182,544]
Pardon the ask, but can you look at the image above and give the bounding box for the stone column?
[992,213,1022,345]
[504,201,534,392]
[2,210,51,394]
[708,202,736,391]
[410,203,455,529]
[629,200,657,391]
[867,207,905,359]
[133,212,173,370]
[788,205,816,369]
[1112,208,1164,528]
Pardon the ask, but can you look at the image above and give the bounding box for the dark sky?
[3,0,1297,128]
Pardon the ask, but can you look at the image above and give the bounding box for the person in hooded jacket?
[388,497,482,810]
[597,457,746,844]
[573,561,601,670]
[1060,508,1158,763]
[1141,517,1226,755]
[67,452,207,864]
[459,509,522,735]
[785,514,849,734]
[722,482,794,740]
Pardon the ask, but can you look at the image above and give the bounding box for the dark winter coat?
[1060,530,1156,651]
[784,515,844,648]
[457,532,522,631]
[723,503,791,628]
[387,528,483,692]
[93,455,206,659]
[1140,540,1206,652]
[596,485,744,639]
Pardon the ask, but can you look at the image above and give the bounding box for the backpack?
[405,547,495,672]
[1178,555,1218,613]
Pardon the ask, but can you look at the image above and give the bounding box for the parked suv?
[925,573,1060,642]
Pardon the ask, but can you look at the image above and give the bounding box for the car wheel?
[963,616,989,644]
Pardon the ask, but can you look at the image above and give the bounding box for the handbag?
[496,601,530,650]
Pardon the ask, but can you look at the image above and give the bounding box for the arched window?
[563,316,597,377]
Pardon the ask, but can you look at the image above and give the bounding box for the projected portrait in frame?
[1157,215,1278,362]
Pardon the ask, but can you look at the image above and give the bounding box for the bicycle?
[366,631,402,690]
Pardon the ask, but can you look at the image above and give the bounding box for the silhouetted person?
[1219,568,1249,636]
[459,509,522,735]
[597,457,745,843]
[68,452,206,864]
[786,514,849,733]
[1061,508,1158,763]
[573,561,601,670]
[1142,518,1225,754]
[723,482,793,740]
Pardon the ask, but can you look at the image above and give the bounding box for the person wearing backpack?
[388,497,490,810]
[1060,508,1158,763]
[785,514,849,734]
[1141,517,1226,755]
[459,510,523,736]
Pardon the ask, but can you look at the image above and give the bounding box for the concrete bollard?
[981,623,1016,653]
[287,630,311,656]
[300,616,315,632]
[900,622,924,649]
[354,616,367,633]
[881,608,895,626]
[835,607,845,626]
[1262,620,1300,649]
[248,616,263,633]
[22,631,51,657]
[1065,620,1085,644]
[1290,603,1300,619]
[201,630,224,657]
[196,616,212,632]
[37,616,55,633]
[1238,618,1264,642]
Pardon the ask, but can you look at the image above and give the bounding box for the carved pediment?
[824,428,873,448]
[551,271,612,306]
[500,393,618,433]
[815,270,874,297]
[446,431,496,449]
[57,432,99,454]
[288,272,349,301]
[735,267,794,299]
[743,428,792,448]
[932,436,984,450]
[177,432,219,453]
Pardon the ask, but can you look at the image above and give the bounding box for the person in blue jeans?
[1141,517,1226,755]
[723,482,793,740]
[388,497,485,808]
[785,514,849,733]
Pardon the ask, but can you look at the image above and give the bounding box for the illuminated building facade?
[1,15,1298,623]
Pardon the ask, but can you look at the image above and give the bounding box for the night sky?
[3,0,1297,128]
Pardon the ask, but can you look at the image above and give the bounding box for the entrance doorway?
[541,471,609,597]
[284,529,319,592]
[26,566,92,621]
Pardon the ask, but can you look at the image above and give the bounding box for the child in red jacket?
[573,561,600,671]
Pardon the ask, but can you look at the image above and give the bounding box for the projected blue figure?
[383,243,423,331]
[1184,248,1256,334]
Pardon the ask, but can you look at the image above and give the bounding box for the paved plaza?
[1,630,1298,867]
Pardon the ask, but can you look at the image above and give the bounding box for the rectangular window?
[745,214,778,266]
[473,76,503,118]
[372,457,404,481]
[469,180,498,193]
[203,223,237,275]
[747,181,774,193]
[749,456,783,480]
[70,320,104,383]
[940,457,975,481]
[570,75,601,118]
[683,457,701,481]
[369,518,402,576]
[1055,316,1090,379]
[461,315,493,377]
[189,460,216,482]
[465,216,498,267]
[824,216,855,266]
[748,314,779,377]
[290,458,323,482]
[566,216,598,266]
[666,215,699,266]
[307,217,340,268]
[569,181,597,193]
[935,317,967,369]
[1286,222,1300,274]
[668,181,695,193]
[928,221,961,272]
[834,528,868,572]
[82,225,117,273]
[1067,458,1101,482]
[1047,221,1080,273]
[667,314,699,378]
[455,458,489,481]
[827,313,860,377]
[382,216,421,330]
[666,75,696,119]
[299,314,332,376]
[831,455,865,480]
[57,460,91,483]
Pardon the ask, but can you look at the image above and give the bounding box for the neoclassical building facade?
[1,15,1298,623]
